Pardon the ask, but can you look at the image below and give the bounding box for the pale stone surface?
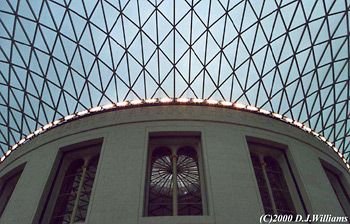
[0,106,348,224]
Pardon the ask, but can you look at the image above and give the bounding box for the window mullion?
[260,156,278,214]
[146,136,204,216]
[70,159,89,223]
[172,152,178,216]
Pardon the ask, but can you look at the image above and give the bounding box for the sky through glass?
[0,0,349,162]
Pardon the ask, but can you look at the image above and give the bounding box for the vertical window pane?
[324,168,350,216]
[45,145,101,224]
[74,155,100,222]
[0,170,23,217]
[148,147,173,216]
[50,159,84,224]
[177,147,202,216]
[264,156,295,215]
[250,153,274,214]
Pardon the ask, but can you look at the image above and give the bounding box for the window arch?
[145,136,205,216]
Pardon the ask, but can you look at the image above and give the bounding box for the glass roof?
[0,0,349,162]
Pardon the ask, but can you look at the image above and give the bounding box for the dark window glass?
[146,138,204,216]
[177,147,202,216]
[324,167,350,216]
[50,159,84,223]
[75,155,100,221]
[148,147,173,216]
[250,151,296,216]
[48,151,100,224]
[250,153,274,214]
[0,170,23,217]
[264,157,295,215]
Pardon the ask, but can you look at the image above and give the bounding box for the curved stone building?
[0,0,350,223]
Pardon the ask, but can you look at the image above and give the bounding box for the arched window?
[41,144,101,224]
[248,141,302,216]
[145,135,205,216]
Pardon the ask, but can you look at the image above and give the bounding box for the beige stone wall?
[0,105,349,224]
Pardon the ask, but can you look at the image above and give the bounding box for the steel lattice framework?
[0,0,350,162]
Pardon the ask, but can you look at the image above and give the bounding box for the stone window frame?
[39,140,102,224]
